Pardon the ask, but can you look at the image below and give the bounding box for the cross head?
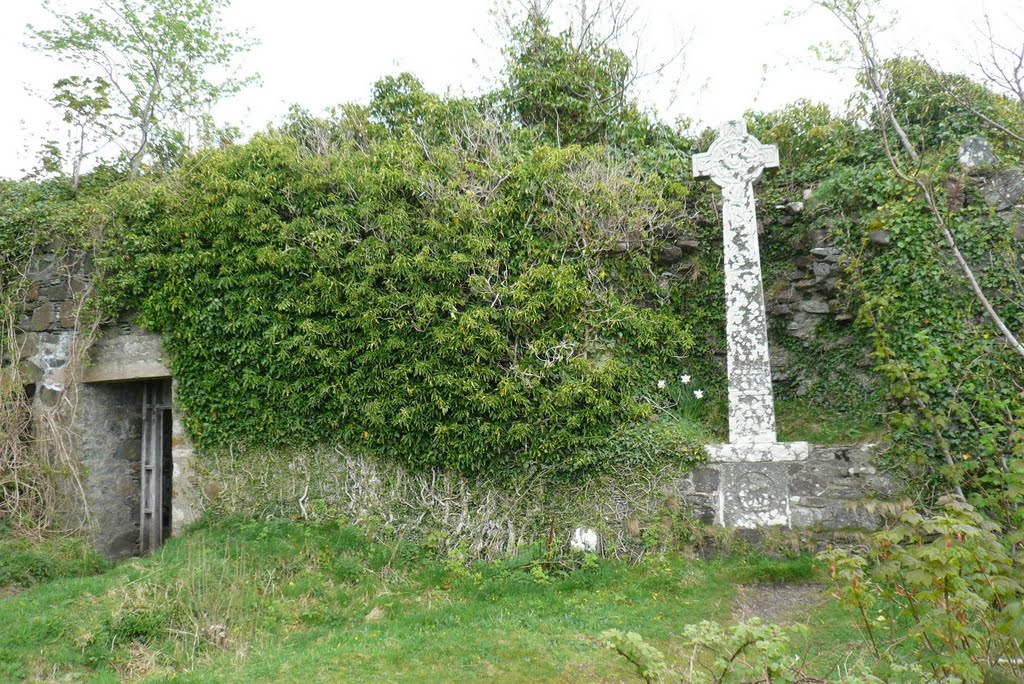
[692,120,779,191]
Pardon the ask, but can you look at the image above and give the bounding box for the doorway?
[140,379,173,553]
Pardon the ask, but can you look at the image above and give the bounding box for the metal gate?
[140,380,172,553]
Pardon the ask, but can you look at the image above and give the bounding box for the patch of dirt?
[0,587,24,601]
[732,583,826,625]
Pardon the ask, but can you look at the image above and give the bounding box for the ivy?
[98,99,710,476]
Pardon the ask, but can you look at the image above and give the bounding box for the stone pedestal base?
[682,444,896,531]
[703,442,809,528]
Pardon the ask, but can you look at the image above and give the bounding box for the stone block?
[798,298,830,314]
[786,312,821,340]
[82,326,169,383]
[27,303,54,332]
[865,473,899,497]
[811,444,871,462]
[958,136,998,168]
[38,384,62,407]
[25,282,40,303]
[789,495,832,508]
[59,301,77,329]
[683,493,717,525]
[789,504,825,528]
[690,467,720,493]
[706,441,809,463]
[16,332,38,360]
[716,462,791,528]
[789,465,861,500]
[47,282,69,301]
[28,255,55,283]
[656,243,684,265]
[812,261,834,279]
[18,360,43,384]
[773,286,798,303]
[979,170,1024,211]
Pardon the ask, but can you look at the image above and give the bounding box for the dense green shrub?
[98,93,709,475]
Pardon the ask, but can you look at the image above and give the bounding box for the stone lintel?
[82,361,171,384]
[705,441,809,463]
[81,326,169,384]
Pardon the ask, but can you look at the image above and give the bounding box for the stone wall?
[197,443,900,560]
[14,249,83,406]
[763,135,1024,399]
[77,381,145,558]
[10,246,198,558]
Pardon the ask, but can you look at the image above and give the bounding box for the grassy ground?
[0,528,109,592]
[776,398,886,445]
[0,519,869,683]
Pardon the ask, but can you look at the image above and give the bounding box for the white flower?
[571,528,599,553]
[693,389,704,399]
[680,374,691,384]
[657,379,666,389]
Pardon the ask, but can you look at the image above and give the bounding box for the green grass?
[0,527,109,589]
[0,519,865,683]
[776,398,886,445]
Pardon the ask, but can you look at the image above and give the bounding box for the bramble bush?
[820,497,1024,682]
[601,619,880,683]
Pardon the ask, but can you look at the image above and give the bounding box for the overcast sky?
[1,0,1020,180]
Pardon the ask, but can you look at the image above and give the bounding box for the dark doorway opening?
[141,379,173,553]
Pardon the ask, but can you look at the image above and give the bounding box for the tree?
[27,0,256,186]
[499,0,683,147]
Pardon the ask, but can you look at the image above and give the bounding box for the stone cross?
[693,120,807,530]
[694,120,781,448]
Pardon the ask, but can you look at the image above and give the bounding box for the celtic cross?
[693,120,781,448]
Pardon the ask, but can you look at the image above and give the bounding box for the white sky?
[0,0,1020,180]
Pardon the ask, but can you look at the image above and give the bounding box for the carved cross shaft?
[693,120,779,444]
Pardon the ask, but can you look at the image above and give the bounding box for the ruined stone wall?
[14,249,84,406]
[196,442,899,560]
[11,246,197,557]
[763,139,1024,399]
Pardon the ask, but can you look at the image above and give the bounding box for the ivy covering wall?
[98,112,710,475]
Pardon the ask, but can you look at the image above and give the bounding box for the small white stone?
[570,528,599,553]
